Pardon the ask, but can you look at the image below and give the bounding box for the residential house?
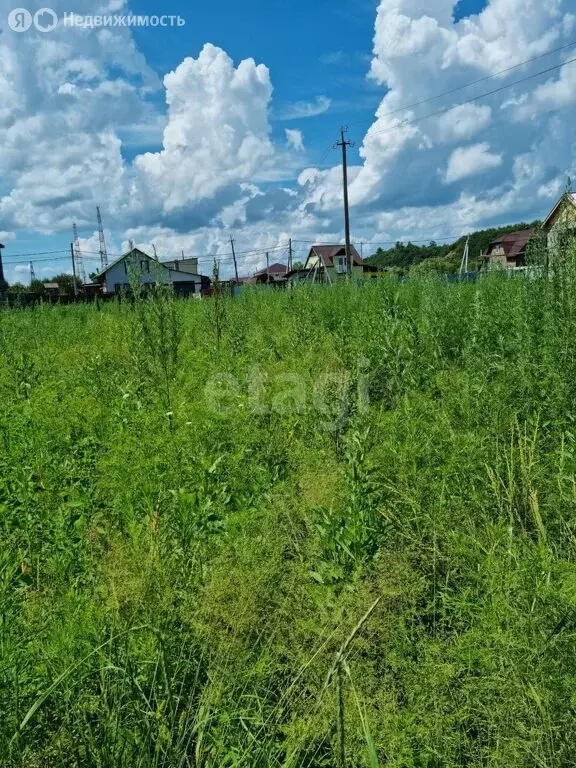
[253,263,288,284]
[43,282,60,298]
[542,192,576,255]
[92,248,209,297]
[289,244,377,283]
[481,229,536,270]
[162,257,200,274]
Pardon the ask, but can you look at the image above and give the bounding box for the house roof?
[542,192,576,229]
[308,244,364,268]
[488,229,535,258]
[253,262,288,277]
[92,247,159,279]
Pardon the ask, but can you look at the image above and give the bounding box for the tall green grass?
[2,251,576,765]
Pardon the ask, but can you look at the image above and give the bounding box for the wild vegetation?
[2,246,576,766]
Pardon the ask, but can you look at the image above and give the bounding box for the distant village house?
[90,248,210,297]
[287,245,377,283]
[542,192,576,253]
[481,229,536,270]
[482,191,576,271]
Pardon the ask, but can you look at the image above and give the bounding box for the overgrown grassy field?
[2,263,576,767]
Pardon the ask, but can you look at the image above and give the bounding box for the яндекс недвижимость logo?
[8,7,58,32]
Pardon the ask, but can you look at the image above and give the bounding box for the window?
[337,256,347,274]
[492,245,504,256]
[140,260,150,273]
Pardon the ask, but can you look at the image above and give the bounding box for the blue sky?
[1,0,574,281]
[131,0,487,162]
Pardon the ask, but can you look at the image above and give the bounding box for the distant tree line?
[366,221,542,274]
[8,273,82,296]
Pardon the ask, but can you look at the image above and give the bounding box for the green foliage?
[49,273,82,296]
[9,273,81,296]
[3,250,576,765]
[7,282,28,294]
[367,221,542,273]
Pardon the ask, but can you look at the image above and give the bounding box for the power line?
[367,55,576,140]
[2,249,69,260]
[78,242,291,264]
[346,39,576,131]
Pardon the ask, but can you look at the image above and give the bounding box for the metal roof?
[307,245,364,268]
[92,248,165,279]
[488,229,535,258]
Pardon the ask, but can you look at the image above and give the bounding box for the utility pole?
[70,242,78,297]
[336,126,354,277]
[230,236,239,284]
[96,206,108,270]
[459,235,470,276]
[0,243,7,297]
[73,223,87,284]
[288,238,293,272]
[266,252,270,279]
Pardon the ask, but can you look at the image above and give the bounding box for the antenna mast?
[96,206,108,269]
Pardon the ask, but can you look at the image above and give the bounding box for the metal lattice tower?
[29,261,36,283]
[96,206,108,269]
[73,223,87,284]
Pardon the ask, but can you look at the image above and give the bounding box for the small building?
[292,245,377,284]
[481,229,535,270]
[253,263,288,284]
[43,282,60,297]
[92,248,209,297]
[542,192,576,254]
[162,257,200,274]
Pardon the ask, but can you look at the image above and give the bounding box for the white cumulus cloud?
[1,0,576,277]
[278,95,332,120]
[444,142,503,183]
[285,129,305,151]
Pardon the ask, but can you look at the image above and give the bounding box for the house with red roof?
[482,229,536,270]
[289,244,377,283]
[253,262,288,284]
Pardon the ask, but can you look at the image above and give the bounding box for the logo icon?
[34,8,57,32]
[8,8,32,31]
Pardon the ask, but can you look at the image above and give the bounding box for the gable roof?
[307,244,364,268]
[253,262,288,277]
[92,248,162,280]
[487,229,535,258]
[542,192,576,229]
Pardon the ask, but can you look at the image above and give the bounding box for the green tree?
[8,282,28,294]
[49,273,82,296]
